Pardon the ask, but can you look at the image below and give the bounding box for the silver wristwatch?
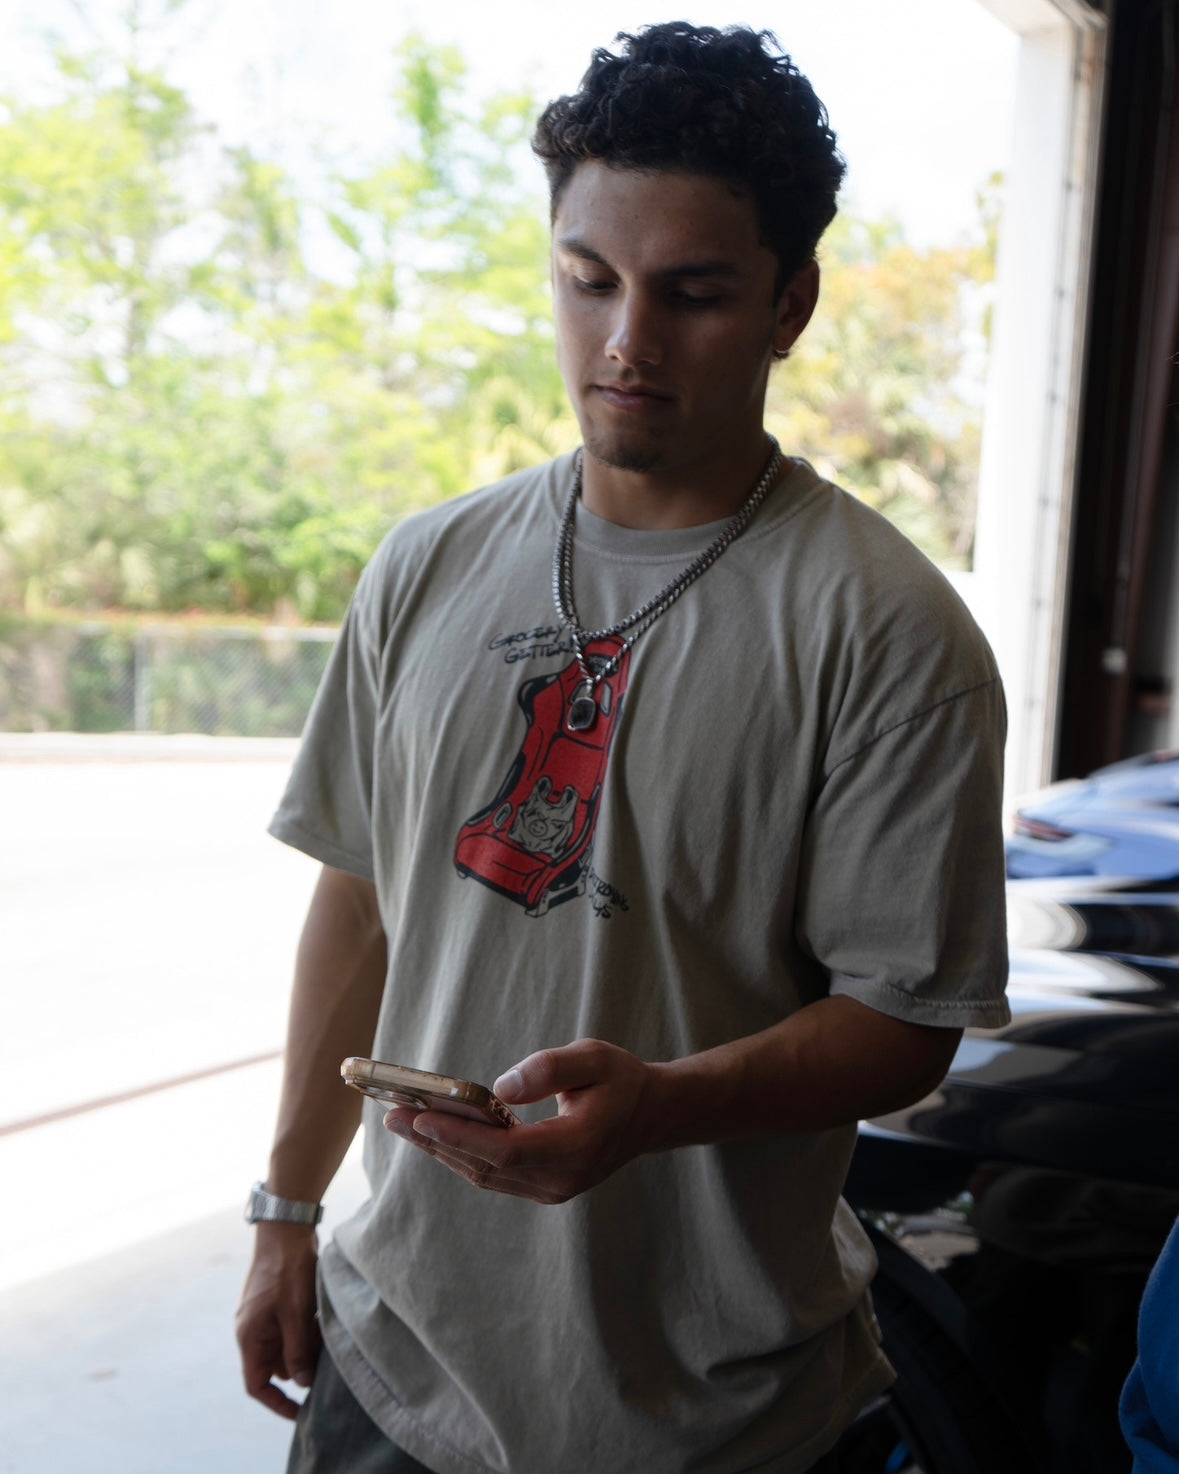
[245,1181,324,1226]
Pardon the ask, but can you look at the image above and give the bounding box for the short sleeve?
[795,677,1011,1029]
[267,558,385,880]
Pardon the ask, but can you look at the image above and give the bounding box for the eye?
[573,275,614,294]
[670,289,722,309]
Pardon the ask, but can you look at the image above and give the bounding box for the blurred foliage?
[768,188,998,569]
[0,6,995,628]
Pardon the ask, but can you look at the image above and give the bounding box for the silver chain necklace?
[551,438,784,731]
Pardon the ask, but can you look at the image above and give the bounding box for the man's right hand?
[235,1223,322,1420]
[234,864,386,1414]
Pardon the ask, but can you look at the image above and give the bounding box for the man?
[1121,1213,1179,1472]
[236,22,1009,1474]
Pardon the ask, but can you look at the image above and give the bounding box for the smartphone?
[340,1057,518,1128]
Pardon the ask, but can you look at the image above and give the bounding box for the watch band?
[245,1181,324,1226]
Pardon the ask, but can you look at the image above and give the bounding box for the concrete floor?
[0,1146,369,1474]
[0,737,367,1473]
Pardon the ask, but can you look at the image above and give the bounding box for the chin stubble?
[582,431,664,476]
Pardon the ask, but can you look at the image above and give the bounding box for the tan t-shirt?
[270,452,1010,1474]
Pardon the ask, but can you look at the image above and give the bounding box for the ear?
[772,259,820,357]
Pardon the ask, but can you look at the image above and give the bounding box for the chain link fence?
[0,620,337,737]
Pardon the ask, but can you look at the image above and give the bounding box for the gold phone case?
[340,1057,517,1127]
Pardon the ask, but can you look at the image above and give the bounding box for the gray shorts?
[286,1346,842,1474]
[285,1348,433,1474]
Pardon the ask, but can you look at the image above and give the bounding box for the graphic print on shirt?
[454,636,630,917]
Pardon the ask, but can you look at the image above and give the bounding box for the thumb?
[494,1042,604,1104]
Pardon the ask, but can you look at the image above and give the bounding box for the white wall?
[972,0,1107,807]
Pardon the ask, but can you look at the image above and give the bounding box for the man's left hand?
[381,1039,655,1204]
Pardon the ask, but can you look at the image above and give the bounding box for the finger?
[384,1116,573,1199]
[494,1040,611,1105]
[241,1334,301,1417]
[279,1309,321,1390]
[405,1110,530,1168]
[252,1380,303,1421]
[382,1104,506,1153]
[411,1135,543,1184]
[412,1140,572,1203]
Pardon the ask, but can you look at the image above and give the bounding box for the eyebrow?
[556,235,743,280]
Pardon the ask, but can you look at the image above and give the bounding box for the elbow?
[896,1024,962,1107]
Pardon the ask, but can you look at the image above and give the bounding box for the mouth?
[593,383,675,412]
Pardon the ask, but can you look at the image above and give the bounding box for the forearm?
[391,995,964,1206]
[643,994,962,1152]
[264,863,389,1203]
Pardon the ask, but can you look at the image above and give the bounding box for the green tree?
[0,21,568,621]
[0,8,251,612]
[768,208,995,567]
[313,35,573,488]
[0,9,995,626]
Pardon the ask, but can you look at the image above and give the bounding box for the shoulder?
[377,455,569,561]
[762,460,1002,761]
[775,460,995,670]
[352,454,574,613]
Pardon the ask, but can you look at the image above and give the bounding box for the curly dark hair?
[533,22,846,292]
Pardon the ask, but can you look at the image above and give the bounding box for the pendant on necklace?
[567,683,597,732]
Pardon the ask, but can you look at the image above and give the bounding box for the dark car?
[839,755,1179,1474]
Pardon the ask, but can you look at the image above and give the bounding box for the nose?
[605,291,663,368]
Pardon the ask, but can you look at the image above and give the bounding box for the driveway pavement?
[0,735,367,1473]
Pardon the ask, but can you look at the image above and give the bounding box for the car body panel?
[847,752,1179,1471]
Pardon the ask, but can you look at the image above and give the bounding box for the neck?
[579,432,777,530]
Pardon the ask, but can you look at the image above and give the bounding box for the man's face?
[551,162,815,482]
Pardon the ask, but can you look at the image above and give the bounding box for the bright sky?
[1,0,1016,247]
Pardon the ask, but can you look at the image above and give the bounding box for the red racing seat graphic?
[454,636,631,916]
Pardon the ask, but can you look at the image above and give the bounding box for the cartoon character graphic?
[454,636,630,916]
[510,777,579,856]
